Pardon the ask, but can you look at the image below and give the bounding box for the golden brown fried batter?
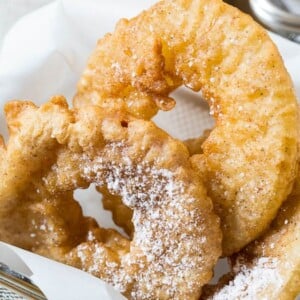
[99,187,134,237]
[75,0,298,255]
[184,130,211,156]
[104,130,212,235]
[202,171,300,299]
[0,97,221,300]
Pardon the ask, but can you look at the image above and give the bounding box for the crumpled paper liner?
[0,242,126,300]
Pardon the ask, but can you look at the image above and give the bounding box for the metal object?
[0,263,47,300]
[249,0,300,43]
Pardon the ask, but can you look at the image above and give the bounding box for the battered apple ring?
[100,187,134,237]
[0,97,221,300]
[74,0,299,255]
[201,167,300,300]
[101,131,212,237]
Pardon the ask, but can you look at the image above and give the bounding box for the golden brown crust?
[75,0,298,255]
[201,171,300,300]
[0,97,222,300]
[184,130,211,156]
[101,130,211,236]
[100,186,134,238]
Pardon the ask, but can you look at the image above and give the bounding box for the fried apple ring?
[74,0,298,255]
[102,130,212,237]
[0,97,221,299]
[100,187,134,237]
[201,168,300,300]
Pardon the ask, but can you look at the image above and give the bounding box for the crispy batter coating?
[100,186,134,237]
[75,0,299,255]
[184,130,211,156]
[0,97,221,300]
[104,130,212,236]
[201,169,300,300]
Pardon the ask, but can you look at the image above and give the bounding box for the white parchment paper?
[0,1,299,299]
[0,242,126,300]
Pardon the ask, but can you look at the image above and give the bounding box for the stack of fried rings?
[74,0,298,256]
[74,0,299,297]
[0,0,299,299]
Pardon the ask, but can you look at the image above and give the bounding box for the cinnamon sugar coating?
[0,97,221,299]
[202,168,300,300]
[75,0,298,255]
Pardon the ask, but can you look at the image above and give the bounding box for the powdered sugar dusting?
[209,257,283,300]
[71,141,209,299]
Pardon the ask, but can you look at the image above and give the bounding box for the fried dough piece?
[100,187,133,237]
[0,97,221,300]
[201,172,300,300]
[103,130,212,236]
[75,0,298,255]
[0,98,128,263]
[184,130,211,156]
